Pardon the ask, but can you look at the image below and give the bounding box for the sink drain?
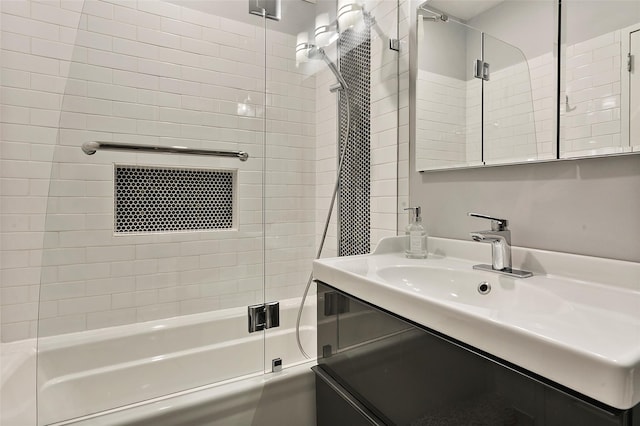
[477,281,491,295]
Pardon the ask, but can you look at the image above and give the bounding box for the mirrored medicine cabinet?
[413,0,640,172]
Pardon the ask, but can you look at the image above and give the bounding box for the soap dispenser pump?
[404,207,427,259]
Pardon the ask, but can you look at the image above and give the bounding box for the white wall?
[482,57,539,163]
[468,0,557,61]
[410,153,640,263]
[1,0,81,341]
[315,57,339,258]
[418,16,468,81]
[0,0,316,341]
[1,0,403,342]
[398,0,410,232]
[415,71,468,169]
[564,0,640,45]
[415,18,482,169]
[369,0,402,248]
[561,29,623,156]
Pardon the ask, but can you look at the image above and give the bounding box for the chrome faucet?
[468,213,533,278]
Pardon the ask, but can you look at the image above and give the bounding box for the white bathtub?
[1,339,37,426]
[2,297,317,426]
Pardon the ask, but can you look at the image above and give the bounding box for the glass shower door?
[483,34,538,164]
[36,1,267,423]
[262,5,318,370]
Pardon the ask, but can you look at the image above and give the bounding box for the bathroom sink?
[313,236,640,410]
[374,265,566,314]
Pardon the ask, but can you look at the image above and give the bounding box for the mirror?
[414,0,639,172]
[415,16,482,170]
[415,0,555,171]
[560,0,640,157]
[483,33,539,165]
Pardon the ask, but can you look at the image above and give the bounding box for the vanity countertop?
[313,236,640,409]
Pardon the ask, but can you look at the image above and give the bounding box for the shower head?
[417,3,448,22]
[302,46,349,92]
[419,11,448,22]
[421,13,448,22]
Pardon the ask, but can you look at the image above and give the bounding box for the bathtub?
[2,297,317,426]
[1,339,37,426]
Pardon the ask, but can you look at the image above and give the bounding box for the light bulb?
[296,31,310,64]
[315,13,338,47]
[337,0,362,31]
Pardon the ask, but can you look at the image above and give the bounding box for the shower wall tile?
[1,286,31,305]
[0,302,39,324]
[86,308,137,330]
[561,30,623,156]
[418,27,622,168]
[0,0,29,17]
[368,0,401,250]
[1,13,60,40]
[315,63,339,259]
[416,71,468,169]
[469,29,623,160]
[1,0,316,341]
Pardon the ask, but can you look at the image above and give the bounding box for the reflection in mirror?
[560,0,640,157]
[632,26,640,150]
[468,0,557,163]
[415,13,482,170]
[414,0,556,172]
[483,33,538,164]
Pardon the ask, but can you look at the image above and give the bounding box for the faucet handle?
[468,212,509,231]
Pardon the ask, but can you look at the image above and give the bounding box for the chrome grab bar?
[81,141,249,161]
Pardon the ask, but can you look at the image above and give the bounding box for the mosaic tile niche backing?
[114,165,234,233]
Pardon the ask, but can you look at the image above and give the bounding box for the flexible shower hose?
[295,86,352,359]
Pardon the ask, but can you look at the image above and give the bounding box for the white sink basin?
[374,265,565,313]
[313,236,640,409]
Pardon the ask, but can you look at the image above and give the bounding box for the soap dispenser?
[404,207,427,259]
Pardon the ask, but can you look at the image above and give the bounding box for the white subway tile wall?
[487,30,623,160]
[562,30,622,156]
[398,0,410,232]
[416,71,468,169]
[263,24,317,302]
[528,52,556,160]
[369,0,401,249]
[0,0,401,341]
[315,61,339,260]
[0,0,312,340]
[418,61,547,168]
[483,59,539,164]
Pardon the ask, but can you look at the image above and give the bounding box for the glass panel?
[262,0,402,368]
[36,1,266,423]
[560,0,640,158]
[483,34,538,164]
[631,29,640,152]
[415,16,482,170]
[263,0,318,368]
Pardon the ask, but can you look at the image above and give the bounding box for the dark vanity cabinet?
[314,282,639,426]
